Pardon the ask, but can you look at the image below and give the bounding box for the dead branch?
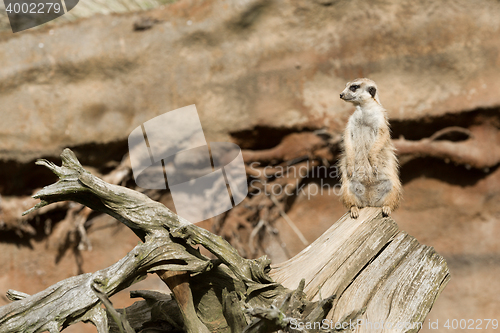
[215,130,339,259]
[0,195,67,236]
[0,237,210,333]
[242,132,334,164]
[91,285,135,333]
[0,152,132,241]
[0,149,450,333]
[214,159,320,259]
[427,126,472,141]
[0,149,296,332]
[395,124,500,169]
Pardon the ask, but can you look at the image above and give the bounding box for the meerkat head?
[340,78,381,106]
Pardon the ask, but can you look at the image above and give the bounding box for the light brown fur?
[338,78,402,218]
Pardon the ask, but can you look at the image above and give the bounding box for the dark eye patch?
[349,84,360,92]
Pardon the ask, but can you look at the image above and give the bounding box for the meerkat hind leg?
[381,181,401,217]
[372,179,392,205]
[382,205,391,217]
[372,179,393,217]
[347,181,364,219]
[349,180,366,202]
[350,206,360,219]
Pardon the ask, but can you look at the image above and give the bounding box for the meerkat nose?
[340,93,344,99]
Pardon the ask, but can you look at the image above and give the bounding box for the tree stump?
[271,208,450,331]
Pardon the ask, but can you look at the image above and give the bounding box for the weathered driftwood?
[0,149,449,333]
[271,208,450,332]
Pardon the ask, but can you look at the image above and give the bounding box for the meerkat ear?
[367,86,377,98]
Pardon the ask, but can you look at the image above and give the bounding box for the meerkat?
[338,78,402,219]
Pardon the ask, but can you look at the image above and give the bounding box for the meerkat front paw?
[382,206,391,217]
[350,206,360,219]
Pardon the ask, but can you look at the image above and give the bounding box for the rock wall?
[1,0,500,161]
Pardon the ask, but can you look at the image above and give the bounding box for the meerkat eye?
[349,84,360,92]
